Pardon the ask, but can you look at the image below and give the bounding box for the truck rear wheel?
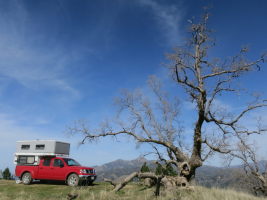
[21,172,32,185]
[67,173,79,187]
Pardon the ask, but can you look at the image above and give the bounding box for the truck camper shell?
[14,140,70,165]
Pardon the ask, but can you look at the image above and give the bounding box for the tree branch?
[203,139,231,154]
[203,57,265,79]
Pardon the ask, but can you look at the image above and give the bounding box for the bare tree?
[68,13,267,194]
[228,134,267,196]
[166,12,266,180]
[69,76,187,194]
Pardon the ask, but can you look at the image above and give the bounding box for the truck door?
[50,158,67,180]
[37,157,53,180]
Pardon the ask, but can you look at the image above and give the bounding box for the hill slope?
[0,180,264,200]
[94,157,153,180]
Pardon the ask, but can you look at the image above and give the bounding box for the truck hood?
[68,166,94,170]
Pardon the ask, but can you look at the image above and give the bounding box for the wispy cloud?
[0,1,80,99]
[137,0,184,45]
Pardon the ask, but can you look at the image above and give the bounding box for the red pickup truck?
[15,156,97,186]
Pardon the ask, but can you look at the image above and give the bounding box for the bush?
[155,164,177,176]
[3,168,11,180]
[140,162,150,173]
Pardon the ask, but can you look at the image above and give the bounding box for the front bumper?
[78,175,97,181]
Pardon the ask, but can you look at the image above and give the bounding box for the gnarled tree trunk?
[104,171,190,196]
[104,172,164,196]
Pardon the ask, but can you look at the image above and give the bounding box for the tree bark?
[113,172,138,192]
[154,177,162,196]
[104,172,164,196]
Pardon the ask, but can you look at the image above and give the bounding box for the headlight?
[80,169,87,173]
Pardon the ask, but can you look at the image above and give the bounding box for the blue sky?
[0,0,267,171]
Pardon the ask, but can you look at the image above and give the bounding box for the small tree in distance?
[3,168,11,180]
[68,12,267,194]
[155,163,177,176]
[164,164,177,177]
[155,164,164,176]
[140,162,150,173]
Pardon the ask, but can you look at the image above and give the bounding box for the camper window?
[21,145,30,150]
[27,156,35,163]
[18,156,27,164]
[18,156,35,165]
[36,144,45,150]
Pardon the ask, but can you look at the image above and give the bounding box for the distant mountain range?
[94,157,266,193]
[94,157,151,181]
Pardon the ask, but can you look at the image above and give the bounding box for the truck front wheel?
[21,172,32,185]
[67,173,79,187]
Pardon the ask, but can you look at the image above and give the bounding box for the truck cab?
[15,156,97,186]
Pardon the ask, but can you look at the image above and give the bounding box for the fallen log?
[104,172,163,195]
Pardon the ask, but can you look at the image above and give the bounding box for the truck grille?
[86,169,94,174]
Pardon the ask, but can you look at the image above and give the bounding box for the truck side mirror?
[60,163,64,168]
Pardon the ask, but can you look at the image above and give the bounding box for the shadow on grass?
[32,180,98,187]
[139,187,150,191]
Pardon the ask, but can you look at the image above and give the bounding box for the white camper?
[14,140,70,165]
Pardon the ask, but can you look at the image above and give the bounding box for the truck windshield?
[63,158,81,166]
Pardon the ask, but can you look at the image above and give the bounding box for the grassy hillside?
[0,180,264,200]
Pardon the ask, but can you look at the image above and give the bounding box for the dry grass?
[0,180,264,200]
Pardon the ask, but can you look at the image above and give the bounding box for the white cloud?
[0,1,80,99]
[138,0,184,45]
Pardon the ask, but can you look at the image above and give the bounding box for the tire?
[67,173,79,187]
[88,181,93,186]
[21,172,32,185]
